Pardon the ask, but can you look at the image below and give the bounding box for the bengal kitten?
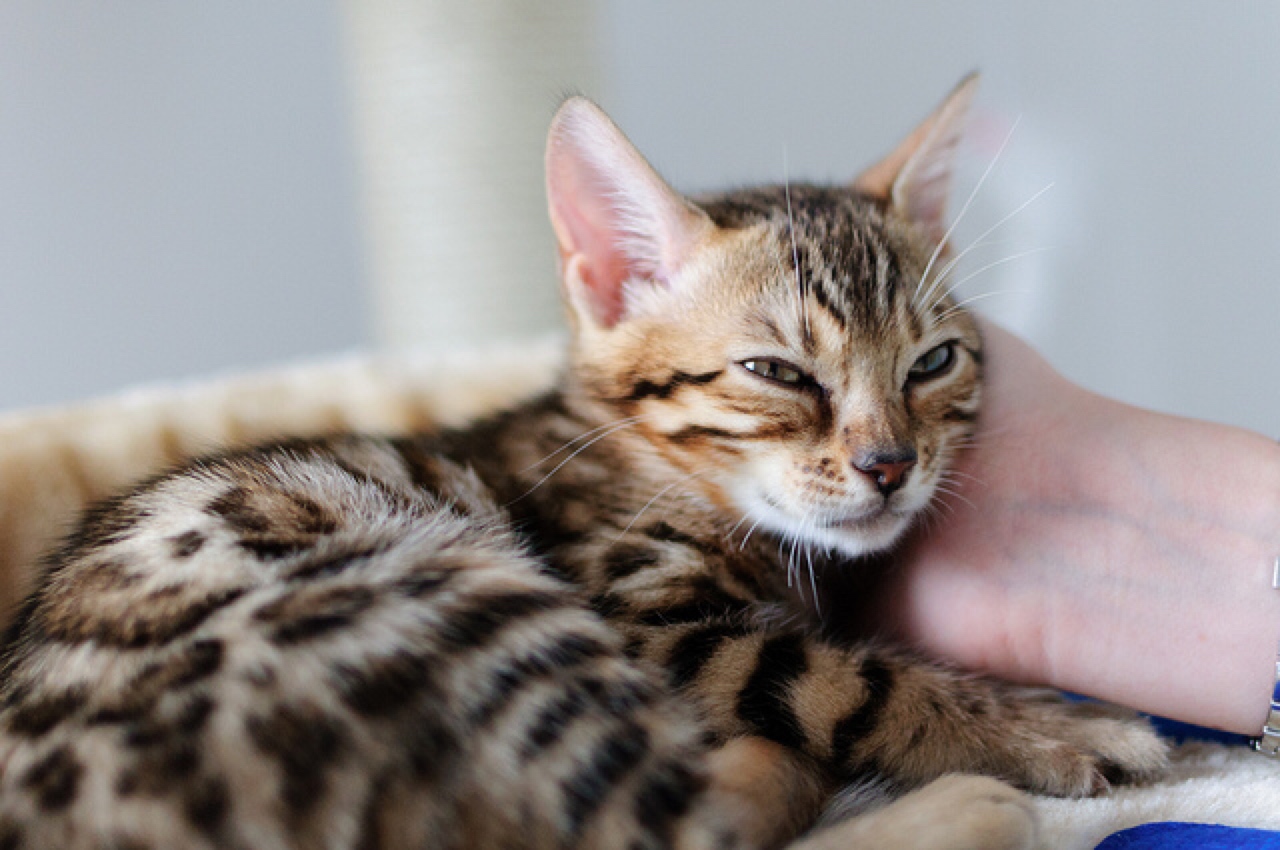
[0,77,1166,850]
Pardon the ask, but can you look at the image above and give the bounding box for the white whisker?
[923,235,1019,302]
[918,500,948,532]
[942,468,986,487]
[933,290,1017,324]
[803,521,821,618]
[613,470,707,541]
[519,414,657,474]
[726,510,752,539]
[927,247,1049,314]
[914,116,1022,306]
[739,513,766,551]
[783,147,810,340]
[918,179,1052,311]
[783,535,793,588]
[932,481,977,511]
[922,496,955,525]
[508,417,649,505]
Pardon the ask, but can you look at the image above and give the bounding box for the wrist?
[1047,397,1280,734]
[1253,567,1280,754]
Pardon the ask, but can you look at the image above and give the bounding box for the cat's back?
[0,436,695,850]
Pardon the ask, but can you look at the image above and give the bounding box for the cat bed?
[0,339,1276,850]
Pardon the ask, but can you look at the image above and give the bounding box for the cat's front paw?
[798,775,1036,850]
[995,690,1170,797]
[898,776,1038,850]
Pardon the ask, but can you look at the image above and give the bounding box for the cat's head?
[546,77,982,558]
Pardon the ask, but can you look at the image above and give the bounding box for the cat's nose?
[853,447,917,496]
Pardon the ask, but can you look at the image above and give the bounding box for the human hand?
[873,321,1280,734]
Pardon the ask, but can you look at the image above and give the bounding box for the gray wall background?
[1,2,1276,437]
[0,2,366,411]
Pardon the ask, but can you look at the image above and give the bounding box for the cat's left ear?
[545,97,713,329]
[854,73,978,244]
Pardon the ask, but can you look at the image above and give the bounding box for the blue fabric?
[1145,715,1251,747]
[1059,693,1250,746]
[1095,823,1280,849]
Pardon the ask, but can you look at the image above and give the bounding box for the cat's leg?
[697,737,830,849]
[628,614,1168,798]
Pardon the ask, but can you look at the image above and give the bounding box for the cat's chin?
[810,513,911,559]
[740,494,910,559]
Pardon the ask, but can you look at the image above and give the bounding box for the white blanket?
[1036,741,1280,848]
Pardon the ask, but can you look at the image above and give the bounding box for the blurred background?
[0,1,1276,435]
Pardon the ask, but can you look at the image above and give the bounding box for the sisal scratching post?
[340,1,600,352]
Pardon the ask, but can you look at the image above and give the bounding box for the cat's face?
[547,78,981,558]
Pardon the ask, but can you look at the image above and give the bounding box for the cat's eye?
[907,343,955,382]
[740,358,809,387]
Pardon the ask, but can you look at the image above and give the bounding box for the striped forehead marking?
[701,184,927,349]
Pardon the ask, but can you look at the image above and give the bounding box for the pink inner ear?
[547,98,713,328]
[548,154,643,328]
[565,208,631,327]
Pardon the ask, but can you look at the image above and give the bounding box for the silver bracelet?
[1252,555,1280,757]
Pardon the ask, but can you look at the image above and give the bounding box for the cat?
[0,76,1167,850]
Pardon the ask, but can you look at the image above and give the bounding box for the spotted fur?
[0,79,1165,850]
